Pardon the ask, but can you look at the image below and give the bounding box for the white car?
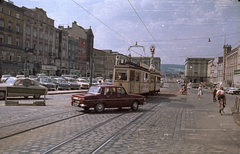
[76,79,89,89]
[227,88,238,95]
[1,75,12,83]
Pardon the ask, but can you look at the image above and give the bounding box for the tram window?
[130,70,135,81]
[136,72,139,81]
[117,87,126,94]
[151,76,154,83]
[116,72,127,80]
[144,73,149,82]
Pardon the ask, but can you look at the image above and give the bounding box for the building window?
[16,24,20,32]
[26,41,29,48]
[16,37,19,46]
[8,21,12,30]
[33,44,36,49]
[9,52,14,61]
[0,19,4,27]
[9,10,12,16]
[45,33,48,40]
[17,54,21,62]
[39,44,42,51]
[16,13,20,19]
[45,46,48,52]
[8,35,12,45]
[0,34,3,44]
[0,7,3,13]
[27,27,30,35]
[40,31,43,38]
[1,51,6,60]
[33,29,37,37]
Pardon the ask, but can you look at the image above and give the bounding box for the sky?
[12,0,240,65]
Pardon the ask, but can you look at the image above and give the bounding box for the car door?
[117,87,132,107]
[104,87,119,108]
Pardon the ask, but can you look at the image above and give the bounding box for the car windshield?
[5,77,17,85]
[68,79,77,82]
[88,86,101,94]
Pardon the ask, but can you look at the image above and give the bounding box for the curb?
[47,90,88,95]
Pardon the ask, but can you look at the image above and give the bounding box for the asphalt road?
[0,83,239,154]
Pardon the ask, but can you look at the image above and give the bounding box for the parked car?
[29,75,37,81]
[61,74,79,79]
[16,75,25,78]
[71,85,146,113]
[39,78,56,91]
[105,79,112,85]
[232,88,240,95]
[52,78,71,90]
[1,74,12,83]
[49,76,58,79]
[37,73,47,78]
[64,77,80,90]
[227,88,237,94]
[0,77,47,100]
[76,78,89,89]
[229,88,240,95]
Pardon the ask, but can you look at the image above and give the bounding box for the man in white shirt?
[216,87,226,113]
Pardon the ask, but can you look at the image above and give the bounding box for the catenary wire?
[127,0,174,64]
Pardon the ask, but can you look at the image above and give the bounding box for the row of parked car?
[222,87,240,95]
[0,74,112,91]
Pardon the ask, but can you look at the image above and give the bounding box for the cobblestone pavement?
[0,83,239,154]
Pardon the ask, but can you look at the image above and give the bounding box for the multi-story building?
[185,58,213,83]
[0,0,25,76]
[58,26,68,75]
[217,58,223,85]
[68,35,80,76]
[93,48,105,78]
[213,57,223,84]
[102,50,116,79]
[63,21,93,77]
[223,44,238,87]
[22,6,56,75]
[207,60,214,84]
[232,45,240,87]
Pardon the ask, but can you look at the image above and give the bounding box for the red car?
[71,85,146,113]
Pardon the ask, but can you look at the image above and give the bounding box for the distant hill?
[161,64,185,76]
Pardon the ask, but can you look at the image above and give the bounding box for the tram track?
[42,90,179,154]
[0,111,83,140]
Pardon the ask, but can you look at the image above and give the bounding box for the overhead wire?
[127,0,174,64]
[71,0,145,57]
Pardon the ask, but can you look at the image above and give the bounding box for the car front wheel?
[94,103,105,113]
[131,101,139,111]
[0,91,5,100]
[33,94,41,99]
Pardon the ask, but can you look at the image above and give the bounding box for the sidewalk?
[231,107,240,126]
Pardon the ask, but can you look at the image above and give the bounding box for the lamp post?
[149,45,155,72]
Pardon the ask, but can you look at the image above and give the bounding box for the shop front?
[41,65,57,76]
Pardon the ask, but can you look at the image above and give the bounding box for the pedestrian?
[211,85,217,102]
[198,85,203,100]
[102,78,107,85]
[216,87,226,113]
[98,80,102,85]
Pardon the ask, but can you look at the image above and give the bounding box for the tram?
[113,61,161,95]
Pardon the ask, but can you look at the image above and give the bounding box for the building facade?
[0,0,25,77]
[185,58,213,83]
[22,6,56,76]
